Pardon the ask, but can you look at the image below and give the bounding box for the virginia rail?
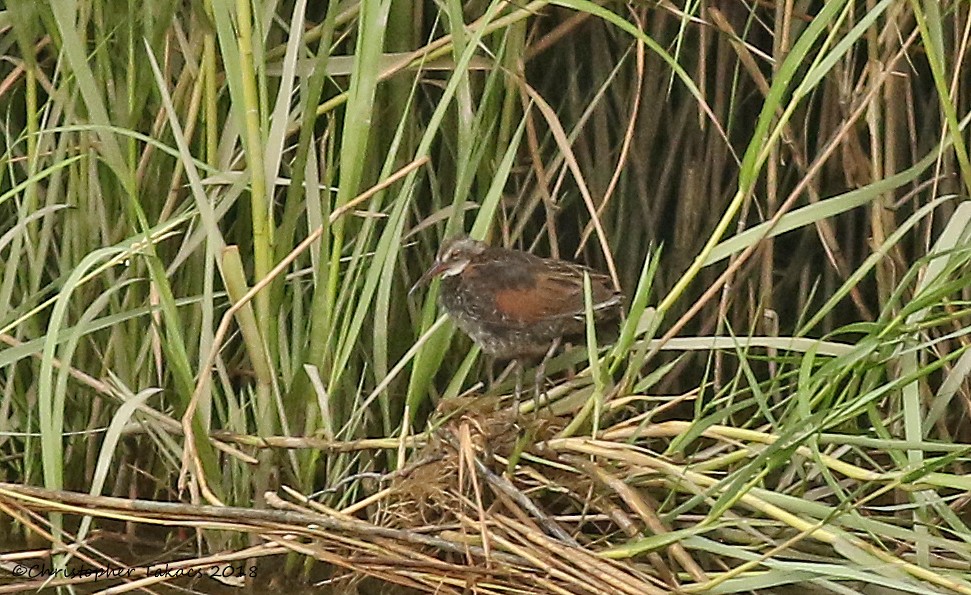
[411,235,623,404]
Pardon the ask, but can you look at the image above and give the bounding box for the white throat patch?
[440,259,469,278]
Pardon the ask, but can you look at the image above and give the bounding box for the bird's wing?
[469,257,620,327]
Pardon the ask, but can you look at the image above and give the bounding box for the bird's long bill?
[408,260,448,296]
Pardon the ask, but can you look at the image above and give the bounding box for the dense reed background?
[1,0,971,592]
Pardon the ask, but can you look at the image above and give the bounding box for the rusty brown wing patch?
[493,275,586,326]
[493,286,558,325]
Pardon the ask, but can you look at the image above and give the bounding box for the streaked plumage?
[412,236,623,359]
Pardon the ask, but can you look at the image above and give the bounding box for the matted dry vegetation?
[4,384,971,593]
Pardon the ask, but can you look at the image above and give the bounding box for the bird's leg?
[534,337,561,413]
[509,359,528,422]
[514,360,524,406]
[494,360,517,385]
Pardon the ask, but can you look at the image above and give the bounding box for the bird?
[410,235,623,406]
